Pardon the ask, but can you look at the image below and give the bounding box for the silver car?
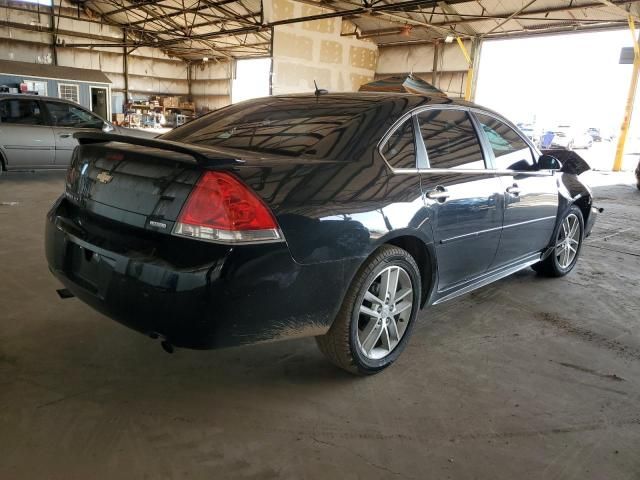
[0,94,157,173]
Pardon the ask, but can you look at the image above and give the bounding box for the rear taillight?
[173,171,283,244]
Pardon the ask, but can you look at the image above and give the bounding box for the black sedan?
[45,93,598,375]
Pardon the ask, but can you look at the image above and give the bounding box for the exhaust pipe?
[56,288,74,299]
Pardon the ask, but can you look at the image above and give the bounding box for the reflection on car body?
[45,93,599,374]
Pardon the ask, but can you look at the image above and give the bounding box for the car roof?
[266,91,474,109]
[236,92,506,124]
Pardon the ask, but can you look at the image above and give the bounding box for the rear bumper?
[46,197,355,349]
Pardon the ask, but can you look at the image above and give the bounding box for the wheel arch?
[383,234,436,309]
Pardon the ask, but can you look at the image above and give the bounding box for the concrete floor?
[1,170,639,480]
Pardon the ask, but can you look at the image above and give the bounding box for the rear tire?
[316,245,421,375]
[532,205,584,277]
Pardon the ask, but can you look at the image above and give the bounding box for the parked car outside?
[587,127,602,142]
[516,122,540,146]
[548,126,592,150]
[0,94,157,173]
[45,93,599,375]
[572,130,594,149]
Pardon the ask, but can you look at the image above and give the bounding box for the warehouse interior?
[1,0,640,478]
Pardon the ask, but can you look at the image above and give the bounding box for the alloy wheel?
[357,265,414,360]
[556,213,580,269]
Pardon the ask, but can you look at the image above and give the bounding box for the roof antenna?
[314,80,328,96]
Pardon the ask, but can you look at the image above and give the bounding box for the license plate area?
[66,242,114,296]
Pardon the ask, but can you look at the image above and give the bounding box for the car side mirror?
[102,122,115,133]
[538,154,562,171]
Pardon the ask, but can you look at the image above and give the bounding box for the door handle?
[506,184,521,196]
[426,185,450,202]
[59,133,72,138]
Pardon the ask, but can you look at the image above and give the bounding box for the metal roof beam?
[152,0,472,46]
[114,0,242,26]
[375,0,639,29]
[594,0,640,19]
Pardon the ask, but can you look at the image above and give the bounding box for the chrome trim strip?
[440,225,502,244]
[502,215,557,230]
[440,215,557,245]
[378,104,553,176]
[381,168,553,177]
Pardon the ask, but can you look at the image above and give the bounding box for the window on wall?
[58,84,80,104]
[417,109,485,169]
[23,80,47,96]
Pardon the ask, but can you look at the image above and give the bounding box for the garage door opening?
[232,58,271,104]
[475,29,639,171]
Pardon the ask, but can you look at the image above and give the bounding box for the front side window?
[381,118,416,169]
[0,99,44,125]
[475,113,535,171]
[417,109,485,169]
[45,101,103,129]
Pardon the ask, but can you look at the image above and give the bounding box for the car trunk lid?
[65,140,239,234]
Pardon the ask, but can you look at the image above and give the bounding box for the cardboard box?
[112,113,125,125]
[160,96,180,108]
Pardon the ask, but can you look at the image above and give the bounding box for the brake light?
[173,171,283,244]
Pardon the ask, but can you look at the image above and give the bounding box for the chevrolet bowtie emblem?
[96,171,113,184]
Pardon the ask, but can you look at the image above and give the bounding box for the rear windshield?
[161,98,374,158]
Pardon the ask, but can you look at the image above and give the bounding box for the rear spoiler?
[74,132,244,167]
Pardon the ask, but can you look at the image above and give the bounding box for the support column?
[613,17,640,171]
[455,36,482,102]
[432,40,440,88]
[469,37,482,102]
[187,61,193,102]
[50,3,58,66]
[123,29,129,103]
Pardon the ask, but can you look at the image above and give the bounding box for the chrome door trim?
[439,215,557,245]
[503,215,557,230]
[439,224,503,245]
[378,104,553,176]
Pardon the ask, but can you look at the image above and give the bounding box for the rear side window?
[0,99,44,125]
[44,101,104,129]
[417,109,485,169]
[381,118,416,169]
[475,113,535,171]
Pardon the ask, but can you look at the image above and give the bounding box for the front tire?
[316,245,421,375]
[532,205,584,277]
